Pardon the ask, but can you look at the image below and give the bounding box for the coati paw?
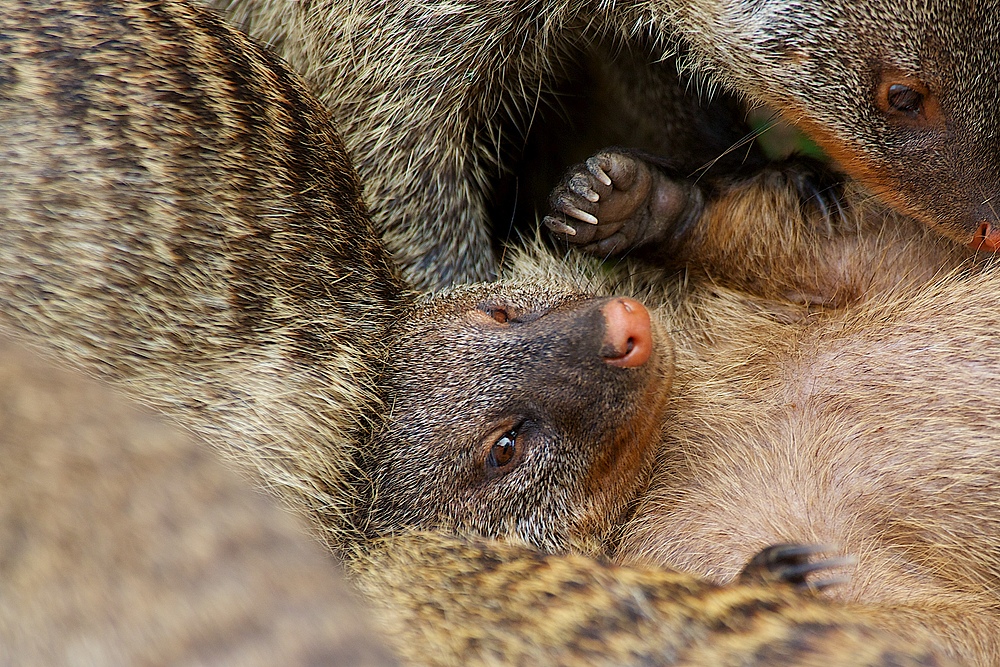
[784,158,848,236]
[738,543,855,593]
[543,148,702,258]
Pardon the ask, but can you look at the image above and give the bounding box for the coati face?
[368,282,672,551]
[681,0,1000,249]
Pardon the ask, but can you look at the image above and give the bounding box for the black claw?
[813,187,832,227]
[784,156,847,236]
[830,187,847,227]
[775,556,854,587]
[803,572,853,593]
[739,543,853,592]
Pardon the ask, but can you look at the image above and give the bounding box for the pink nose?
[600,297,653,368]
[970,222,1000,252]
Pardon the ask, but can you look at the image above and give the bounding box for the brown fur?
[0,337,396,665]
[537,148,1000,664]
[0,2,961,665]
[0,0,669,558]
[212,0,1000,290]
[354,531,956,667]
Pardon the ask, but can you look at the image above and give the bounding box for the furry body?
[542,149,1000,664]
[355,531,954,667]
[0,1,956,665]
[620,259,1000,664]
[213,0,1000,288]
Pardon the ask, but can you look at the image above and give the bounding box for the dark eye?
[487,431,517,467]
[886,83,923,117]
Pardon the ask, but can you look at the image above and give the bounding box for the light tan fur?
[0,338,396,665]
[619,266,1000,663]
[533,149,1000,664]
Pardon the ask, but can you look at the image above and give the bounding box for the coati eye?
[875,72,941,128]
[487,431,517,467]
[886,83,923,117]
[477,302,546,326]
[478,303,517,323]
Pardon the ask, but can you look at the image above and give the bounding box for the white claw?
[545,217,577,236]
[583,189,599,203]
[566,206,599,225]
[587,157,613,187]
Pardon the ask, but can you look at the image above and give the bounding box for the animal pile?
[0,0,997,664]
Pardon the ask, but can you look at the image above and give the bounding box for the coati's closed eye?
[476,299,553,326]
[886,83,923,117]
[478,303,518,324]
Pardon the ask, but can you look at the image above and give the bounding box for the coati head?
[366,282,673,552]
[669,0,1000,248]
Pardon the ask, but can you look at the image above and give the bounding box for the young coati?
[542,147,1000,665]
[212,0,1000,289]
[0,346,954,667]
[0,2,956,665]
[1,336,958,667]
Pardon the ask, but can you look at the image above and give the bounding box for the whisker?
[689,112,779,184]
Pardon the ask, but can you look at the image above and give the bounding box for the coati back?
[0,337,397,666]
[212,0,1000,288]
[355,531,957,667]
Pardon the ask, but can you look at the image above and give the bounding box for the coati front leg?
[544,148,970,306]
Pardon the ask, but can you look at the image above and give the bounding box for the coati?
[0,1,958,665]
[212,0,1000,289]
[543,147,1000,664]
[0,0,670,559]
[0,337,398,666]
